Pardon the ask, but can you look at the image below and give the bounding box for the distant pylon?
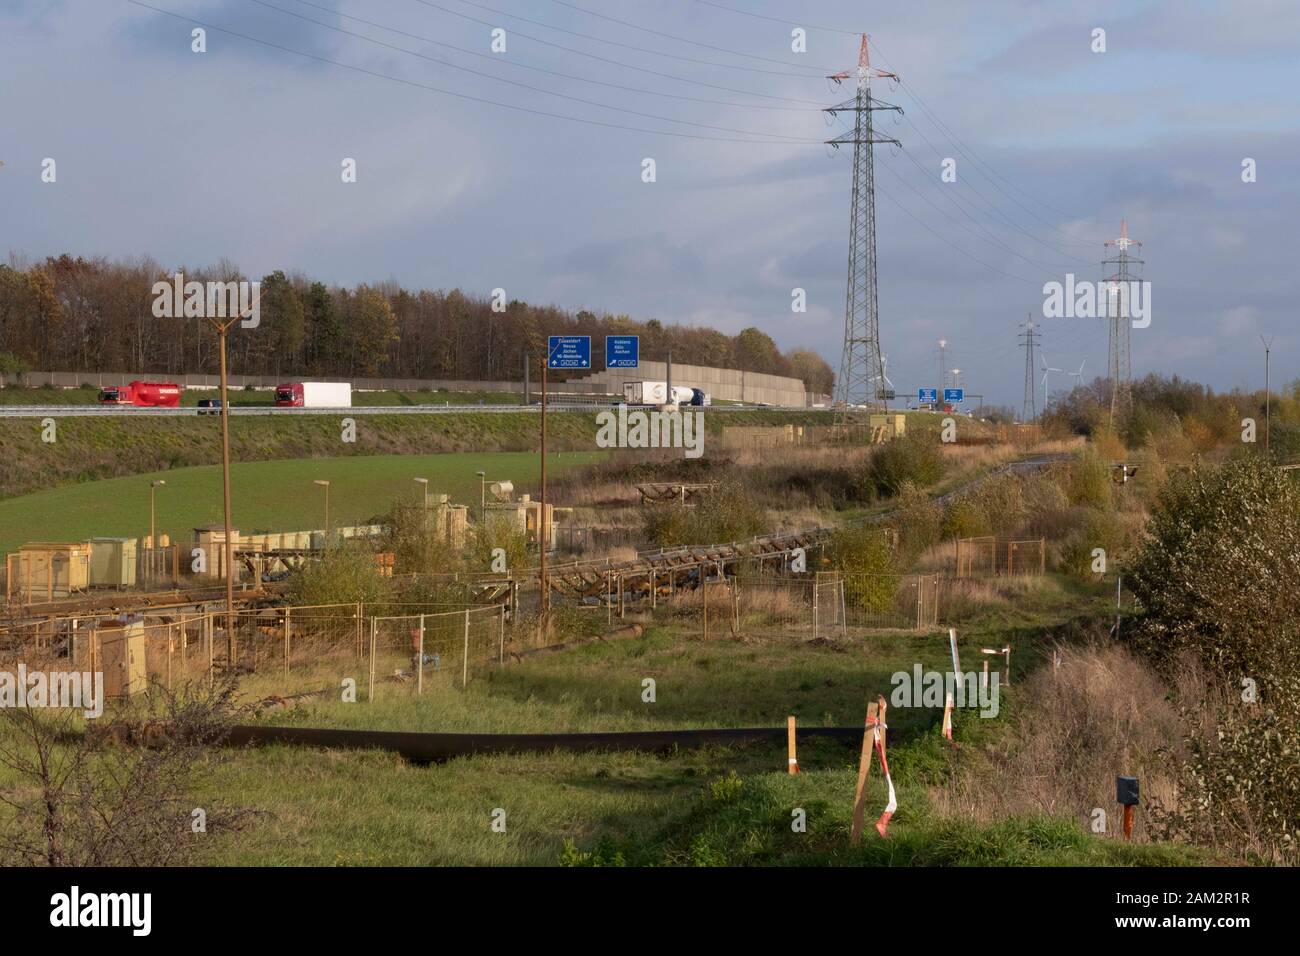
[1019,315,1039,422]
[1103,220,1143,422]
[826,34,901,427]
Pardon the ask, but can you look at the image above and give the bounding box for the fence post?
[462,609,470,688]
[368,617,376,703]
[498,606,505,664]
[618,573,625,620]
[356,602,363,659]
[283,608,291,682]
[812,574,819,641]
[840,577,847,638]
[650,568,656,610]
[417,614,425,696]
[206,611,213,686]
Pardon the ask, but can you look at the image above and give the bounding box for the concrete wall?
[558,361,810,406]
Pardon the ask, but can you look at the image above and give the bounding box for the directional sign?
[944,387,965,404]
[547,335,591,370]
[605,335,639,369]
[918,388,938,404]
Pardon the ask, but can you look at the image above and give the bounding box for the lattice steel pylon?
[826,35,901,427]
[1019,315,1039,422]
[1103,220,1143,422]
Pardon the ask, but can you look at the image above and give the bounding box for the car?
[197,399,224,415]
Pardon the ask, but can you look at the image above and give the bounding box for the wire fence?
[728,572,940,638]
[954,536,1047,576]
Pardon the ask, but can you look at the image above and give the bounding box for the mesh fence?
[954,537,1047,576]
[366,606,507,700]
[728,572,939,638]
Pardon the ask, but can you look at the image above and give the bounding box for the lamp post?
[314,480,330,540]
[203,315,241,666]
[149,479,166,547]
[414,477,428,509]
[476,471,488,510]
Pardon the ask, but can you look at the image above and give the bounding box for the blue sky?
[2,0,1297,408]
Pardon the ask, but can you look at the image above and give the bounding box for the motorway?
[0,403,814,418]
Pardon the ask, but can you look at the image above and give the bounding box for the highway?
[0,403,815,418]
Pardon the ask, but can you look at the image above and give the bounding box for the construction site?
[0,2,1292,938]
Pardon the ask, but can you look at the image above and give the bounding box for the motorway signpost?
[944,387,965,404]
[547,335,591,370]
[918,388,938,405]
[605,335,639,369]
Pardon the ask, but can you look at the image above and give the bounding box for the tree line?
[0,254,835,393]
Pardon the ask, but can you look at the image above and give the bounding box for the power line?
[244,0,816,141]
[692,0,859,36]
[125,1,821,144]
[438,0,829,77]
[283,0,813,112]
[549,0,835,73]
[409,0,827,105]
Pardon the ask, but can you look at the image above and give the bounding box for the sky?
[1,0,1297,410]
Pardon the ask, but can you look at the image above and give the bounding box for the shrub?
[826,524,897,611]
[1125,457,1300,861]
[941,497,992,540]
[642,481,766,547]
[861,434,943,499]
[1066,447,1112,509]
[290,543,393,610]
[892,482,942,563]
[468,512,530,573]
[1056,507,1126,578]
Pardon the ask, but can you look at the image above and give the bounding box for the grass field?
[0,450,601,556]
[189,622,1202,866]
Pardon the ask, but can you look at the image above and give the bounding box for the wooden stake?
[786,715,799,774]
[850,700,879,844]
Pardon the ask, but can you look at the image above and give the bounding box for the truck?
[274,382,352,408]
[97,381,181,407]
[622,381,710,407]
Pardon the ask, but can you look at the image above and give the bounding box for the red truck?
[98,381,182,407]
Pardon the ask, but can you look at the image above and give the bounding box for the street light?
[313,480,330,539]
[149,479,166,548]
[414,477,429,509]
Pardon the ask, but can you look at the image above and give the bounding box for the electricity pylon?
[826,34,901,427]
[1019,316,1039,422]
[1103,220,1143,423]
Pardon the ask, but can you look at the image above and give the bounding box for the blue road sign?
[918,388,938,404]
[944,387,965,404]
[605,335,639,369]
[548,335,591,369]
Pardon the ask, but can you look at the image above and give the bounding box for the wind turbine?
[1066,360,1087,390]
[1040,353,1062,413]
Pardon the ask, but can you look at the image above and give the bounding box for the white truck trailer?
[623,381,710,406]
[275,382,353,408]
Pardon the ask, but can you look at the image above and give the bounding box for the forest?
[0,254,835,391]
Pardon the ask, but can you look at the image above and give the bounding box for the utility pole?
[1261,334,1274,456]
[1019,317,1038,422]
[205,316,240,667]
[539,355,549,625]
[1103,220,1143,425]
[826,33,901,428]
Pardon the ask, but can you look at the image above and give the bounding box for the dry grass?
[935,638,1184,842]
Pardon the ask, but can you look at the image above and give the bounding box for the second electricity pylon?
[1103,220,1143,422]
[1019,315,1039,422]
[826,34,901,427]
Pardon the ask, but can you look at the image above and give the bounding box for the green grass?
[189,623,1202,866]
[0,450,600,555]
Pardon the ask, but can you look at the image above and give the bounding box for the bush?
[1056,507,1126,578]
[1126,457,1300,861]
[825,524,897,611]
[891,482,942,563]
[1066,447,1112,509]
[468,513,530,574]
[941,497,992,540]
[860,434,943,499]
[290,543,393,610]
[642,481,766,548]
[384,500,461,575]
